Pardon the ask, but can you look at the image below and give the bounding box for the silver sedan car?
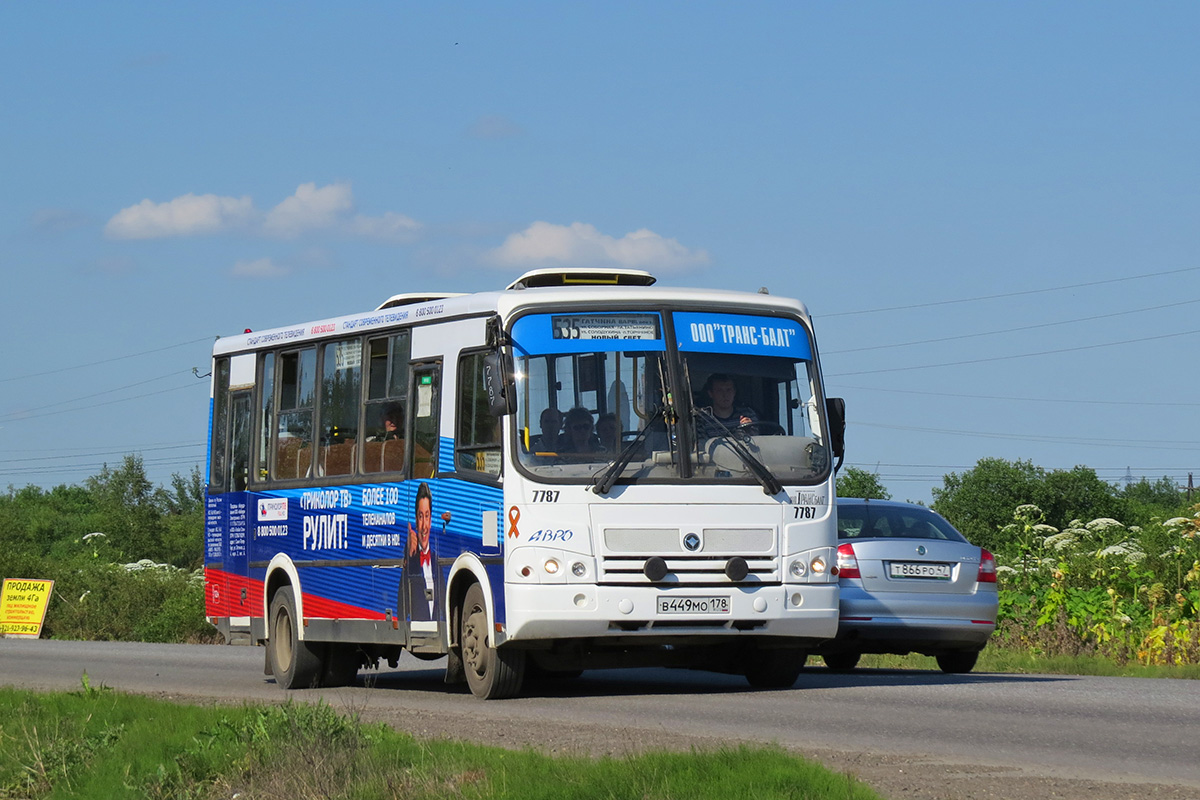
[817,498,998,673]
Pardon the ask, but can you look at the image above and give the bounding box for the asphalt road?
[2,639,1198,797]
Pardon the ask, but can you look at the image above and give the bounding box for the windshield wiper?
[693,407,784,496]
[591,405,665,495]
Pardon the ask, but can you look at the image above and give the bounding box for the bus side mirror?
[483,352,514,416]
[825,397,845,460]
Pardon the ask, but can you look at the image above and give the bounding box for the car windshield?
[837,503,968,542]
[510,309,832,486]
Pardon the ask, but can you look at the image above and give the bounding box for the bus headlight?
[790,560,807,577]
[544,558,560,575]
[571,561,587,577]
[810,557,827,574]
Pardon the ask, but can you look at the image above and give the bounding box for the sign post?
[0,578,54,638]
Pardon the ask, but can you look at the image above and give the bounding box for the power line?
[0,370,198,422]
[1,381,207,423]
[852,419,1200,451]
[824,297,1200,355]
[824,264,1200,318]
[845,461,1194,475]
[0,443,203,465]
[832,383,1200,408]
[827,328,1200,377]
[0,440,202,454]
[0,336,214,384]
[0,455,203,478]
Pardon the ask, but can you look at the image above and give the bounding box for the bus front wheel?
[460,582,525,699]
[268,585,323,689]
[744,649,805,689]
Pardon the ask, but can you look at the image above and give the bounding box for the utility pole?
[1189,472,1194,504]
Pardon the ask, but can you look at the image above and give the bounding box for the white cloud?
[105,182,424,243]
[105,193,255,239]
[347,211,423,242]
[487,221,710,271]
[231,257,288,278]
[263,182,354,238]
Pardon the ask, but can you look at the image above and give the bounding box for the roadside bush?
[993,503,1200,665]
[44,559,212,643]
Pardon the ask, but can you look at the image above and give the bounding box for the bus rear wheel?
[268,585,323,689]
[323,645,361,687]
[460,582,525,699]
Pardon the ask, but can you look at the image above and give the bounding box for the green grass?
[835,648,1200,679]
[0,681,883,800]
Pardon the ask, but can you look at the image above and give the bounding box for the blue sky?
[3,2,1198,501]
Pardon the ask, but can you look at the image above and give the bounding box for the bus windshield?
[511,310,830,486]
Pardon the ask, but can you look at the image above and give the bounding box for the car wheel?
[460,582,525,699]
[822,652,860,672]
[936,651,978,674]
[745,651,806,688]
[268,585,324,689]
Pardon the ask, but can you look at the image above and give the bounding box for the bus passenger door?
[402,362,445,653]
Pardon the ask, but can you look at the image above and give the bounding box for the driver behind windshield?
[697,373,758,438]
[559,406,602,454]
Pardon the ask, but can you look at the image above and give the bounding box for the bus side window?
[274,348,316,480]
[229,392,251,491]
[209,358,230,493]
[362,332,410,474]
[257,353,274,481]
[209,358,251,493]
[455,351,502,477]
[319,339,362,477]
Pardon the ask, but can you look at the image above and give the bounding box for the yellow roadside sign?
[0,578,55,638]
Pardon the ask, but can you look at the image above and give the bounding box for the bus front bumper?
[503,583,838,642]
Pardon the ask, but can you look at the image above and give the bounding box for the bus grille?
[599,555,780,585]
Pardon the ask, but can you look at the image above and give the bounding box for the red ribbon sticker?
[507,506,521,538]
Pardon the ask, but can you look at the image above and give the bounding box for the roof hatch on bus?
[506,268,657,290]
[375,292,466,311]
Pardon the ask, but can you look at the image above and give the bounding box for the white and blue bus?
[205,268,846,698]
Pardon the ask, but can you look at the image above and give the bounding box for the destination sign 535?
[511,313,666,355]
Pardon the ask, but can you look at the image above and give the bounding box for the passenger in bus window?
[558,406,601,454]
[374,404,402,440]
[530,407,563,452]
[404,482,441,621]
[698,373,758,437]
[597,412,620,453]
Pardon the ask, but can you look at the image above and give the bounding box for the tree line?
[3,454,1195,660]
[838,458,1191,552]
[0,455,210,642]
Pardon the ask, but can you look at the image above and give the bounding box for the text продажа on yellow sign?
[0,578,54,637]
